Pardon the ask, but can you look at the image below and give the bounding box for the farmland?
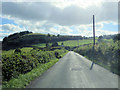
[58,39,98,47]
[32,39,98,48]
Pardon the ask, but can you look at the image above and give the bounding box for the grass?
[32,43,53,48]
[32,43,46,48]
[2,47,33,56]
[31,39,98,48]
[58,39,98,47]
[2,59,58,88]
[23,33,47,36]
[2,51,68,88]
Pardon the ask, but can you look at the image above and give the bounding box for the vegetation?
[74,36,119,75]
[31,39,98,50]
[2,31,119,88]
[2,59,58,88]
[2,47,68,88]
[32,43,46,48]
[2,31,87,50]
[58,39,98,47]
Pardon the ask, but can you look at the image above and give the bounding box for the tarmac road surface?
[27,51,118,88]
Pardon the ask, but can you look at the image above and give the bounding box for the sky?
[0,0,119,41]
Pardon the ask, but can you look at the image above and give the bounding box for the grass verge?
[2,52,68,88]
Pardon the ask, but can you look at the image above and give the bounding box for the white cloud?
[52,0,104,9]
[2,2,118,26]
[1,24,26,32]
[0,24,27,39]
[1,1,118,40]
[0,32,9,37]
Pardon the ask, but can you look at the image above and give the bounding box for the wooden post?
[90,15,96,70]
[93,15,95,46]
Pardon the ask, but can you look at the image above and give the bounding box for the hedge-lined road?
[27,51,118,88]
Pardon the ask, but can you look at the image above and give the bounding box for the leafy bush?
[2,48,67,81]
[14,48,21,54]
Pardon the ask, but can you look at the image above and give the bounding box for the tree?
[57,34,60,37]
[52,42,58,47]
[53,35,56,37]
[61,42,64,46]
[14,48,21,54]
[113,34,120,42]
[47,33,51,37]
[98,36,103,42]
[2,37,8,43]
[46,43,49,47]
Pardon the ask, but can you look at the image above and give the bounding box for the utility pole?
[90,15,95,70]
[93,15,95,47]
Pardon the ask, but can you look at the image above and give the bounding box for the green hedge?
[2,48,66,81]
[74,40,119,75]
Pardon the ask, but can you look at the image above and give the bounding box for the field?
[23,33,47,36]
[32,39,98,48]
[2,47,33,56]
[58,39,98,47]
[32,43,46,48]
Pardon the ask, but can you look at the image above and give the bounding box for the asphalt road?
[27,51,118,88]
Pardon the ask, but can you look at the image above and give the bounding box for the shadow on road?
[90,62,94,70]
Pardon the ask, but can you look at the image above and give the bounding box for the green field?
[32,39,98,48]
[32,43,46,48]
[2,47,33,56]
[58,39,98,47]
[23,33,47,36]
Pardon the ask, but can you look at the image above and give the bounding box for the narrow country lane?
[27,51,118,88]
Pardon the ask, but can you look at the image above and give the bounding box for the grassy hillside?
[23,33,47,36]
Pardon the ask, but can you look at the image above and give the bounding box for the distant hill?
[2,31,84,50]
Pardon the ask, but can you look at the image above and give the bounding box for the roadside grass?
[2,51,68,88]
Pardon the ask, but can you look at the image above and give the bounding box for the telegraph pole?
[93,15,95,47]
[90,15,95,70]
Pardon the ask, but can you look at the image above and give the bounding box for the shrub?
[14,48,21,54]
[2,48,67,81]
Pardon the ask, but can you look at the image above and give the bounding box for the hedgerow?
[2,48,66,81]
[74,40,119,75]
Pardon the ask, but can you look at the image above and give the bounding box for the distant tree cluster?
[3,31,32,43]
[2,32,88,50]
[98,36,103,42]
[113,34,120,42]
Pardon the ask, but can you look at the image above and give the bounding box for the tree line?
[2,31,87,50]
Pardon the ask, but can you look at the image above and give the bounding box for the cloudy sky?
[0,0,119,41]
